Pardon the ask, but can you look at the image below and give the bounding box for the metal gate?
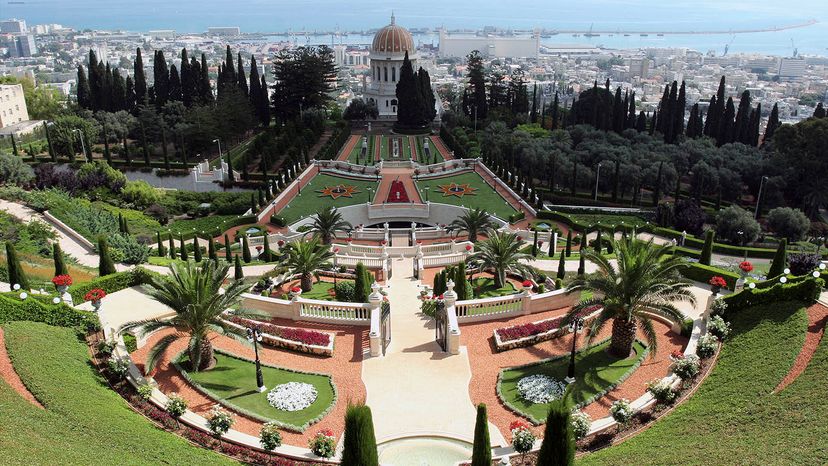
[435,300,447,351]
[380,302,391,355]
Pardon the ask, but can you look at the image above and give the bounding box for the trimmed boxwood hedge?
[720,277,824,315]
[679,262,740,290]
[157,215,257,242]
[0,294,99,332]
[69,267,158,303]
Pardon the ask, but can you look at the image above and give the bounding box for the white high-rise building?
[0,84,30,127]
[0,19,26,34]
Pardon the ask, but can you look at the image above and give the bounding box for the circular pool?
[377,436,472,465]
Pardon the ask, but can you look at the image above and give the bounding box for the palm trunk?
[495,269,505,288]
[301,273,313,292]
[198,336,214,371]
[610,317,637,358]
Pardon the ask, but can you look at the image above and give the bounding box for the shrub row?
[0,294,99,332]
[537,210,641,234]
[679,262,740,290]
[157,215,257,242]
[720,277,824,315]
[317,121,352,161]
[69,267,158,303]
[439,124,466,159]
[508,211,526,224]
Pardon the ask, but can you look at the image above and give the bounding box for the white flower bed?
[517,374,566,404]
[266,382,318,412]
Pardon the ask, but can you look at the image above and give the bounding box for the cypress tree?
[557,251,566,280]
[224,233,233,262]
[98,238,116,276]
[768,238,788,279]
[153,50,170,108]
[125,75,136,112]
[134,47,147,104]
[700,230,715,266]
[208,236,217,262]
[815,102,827,118]
[200,53,213,104]
[532,229,540,257]
[76,65,91,109]
[122,216,130,235]
[236,53,248,96]
[395,51,422,129]
[44,122,56,162]
[261,234,272,262]
[6,242,29,290]
[471,404,491,466]
[672,81,686,142]
[234,255,244,280]
[548,232,556,258]
[156,232,166,257]
[193,238,203,262]
[168,234,176,259]
[354,262,369,303]
[717,97,736,146]
[565,230,573,257]
[179,236,188,261]
[9,134,18,158]
[52,243,68,277]
[102,120,111,163]
[341,403,379,466]
[117,213,125,233]
[180,48,193,107]
[536,399,575,466]
[652,161,663,207]
[259,74,271,125]
[763,103,780,145]
[595,229,602,253]
[241,235,252,263]
[733,90,752,145]
[577,243,586,276]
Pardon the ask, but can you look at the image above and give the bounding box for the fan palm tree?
[121,261,251,372]
[447,208,496,243]
[307,206,352,244]
[283,237,334,292]
[564,237,695,358]
[470,230,535,288]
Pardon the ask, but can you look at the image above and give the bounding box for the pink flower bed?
[496,316,564,342]
[228,316,331,347]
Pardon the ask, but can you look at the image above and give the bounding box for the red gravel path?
[431,136,453,160]
[0,327,44,409]
[374,135,382,162]
[775,302,828,392]
[460,310,686,437]
[132,323,367,447]
[337,135,360,162]
[409,136,419,161]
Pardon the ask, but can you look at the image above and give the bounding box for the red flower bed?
[84,288,106,301]
[496,316,564,342]
[739,261,754,273]
[228,316,331,347]
[52,274,73,286]
[387,180,410,203]
[709,276,727,288]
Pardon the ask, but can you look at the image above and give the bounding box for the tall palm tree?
[447,208,496,243]
[470,230,535,288]
[283,237,334,292]
[121,261,251,372]
[564,237,695,358]
[307,206,352,245]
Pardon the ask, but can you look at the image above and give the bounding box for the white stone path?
[361,254,507,447]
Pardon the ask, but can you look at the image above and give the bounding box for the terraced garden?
[277,173,379,224]
[415,171,517,221]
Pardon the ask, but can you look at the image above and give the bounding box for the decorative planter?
[91,299,102,311]
[56,285,68,294]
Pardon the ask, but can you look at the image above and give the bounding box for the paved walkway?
[373,167,422,205]
[361,255,507,446]
[79,286,177,334]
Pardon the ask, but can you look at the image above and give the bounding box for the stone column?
[368,283,383,357]
[444,280,461,355]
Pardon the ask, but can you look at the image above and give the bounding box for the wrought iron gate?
[435,300,447,351]
[380,302,391,355]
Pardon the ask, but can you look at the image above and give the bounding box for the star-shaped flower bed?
[437,182,478,198]
[317,184,360,199]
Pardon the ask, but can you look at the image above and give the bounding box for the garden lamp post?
[594,162,603,201]
[246,327,266,392]
[212,138,222,161]
[565,315,585,383]
[424,186,430,202]
[737,230,746,261]
[754,176,768,219]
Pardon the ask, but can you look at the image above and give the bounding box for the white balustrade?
[455,294,525,319]
[299,298,371,321]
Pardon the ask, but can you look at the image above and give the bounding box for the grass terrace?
[499,340,647,423]
[161,215,247,237]
[559,213,648,230]
[470,277,518,299]
[416,171,517,221]
[0,322,233,464]
[177,351,336,431]
[277,173,379,224]
[582,300,825,464]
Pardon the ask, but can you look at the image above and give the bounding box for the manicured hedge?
[720,277,824,315]
[269,215,287,227]
[537,210,643,234]
[645,226,828,260]
[0,294,99,332]
[157,215,257,241]
[69,267,158,303]
[679,262,740,290]
[508,211,526,224]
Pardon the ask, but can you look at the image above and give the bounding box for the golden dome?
[371,14,415,54]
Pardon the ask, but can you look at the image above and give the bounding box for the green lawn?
[347,136,373,165]
[178,351,335,431]
[500,340,647,423]
[422,136,446,163]
[0,322,233,464]
[277,174,379,224]
[470,277,518,298]
[300,281,341,301]
[563,213,648,229]
[416,171,517,221]
[581,300,822,465]
[93,201,161,237]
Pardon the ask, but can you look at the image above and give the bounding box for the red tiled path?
[775,302,828,392]
[336,135,360,162]
[409,136,419,161]
[132,323,367,446]
[461,309,686,438]
[431,136,453,160]
[0,327,44,409]
[373,168,422,205]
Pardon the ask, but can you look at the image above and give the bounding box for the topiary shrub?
[471,403,491,466]
[766,207,810,242]
[716,205,760,244]
[537,399,575,465]
[259,422,282,452]
[334,281,355,302]
[341,403,378,466]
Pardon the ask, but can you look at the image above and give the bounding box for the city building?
[0,19,26,34]
[207,26,241,36]
[439,29,539,59]
[363,14,416,118]
[778,57,806,79]
[149,30,176,40]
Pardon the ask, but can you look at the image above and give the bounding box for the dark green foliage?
[97,238,116,276]
[565,230,572,257]
[156,232,166,257]
[241,235,251,263]
[178,236,188,261]
[0,294,98,333]
[52,243,67,277]
[557,252,566,280]
[536,399,575,466]
[532,229,539,257]
[208,237,217,262]
[353,262,372,303]
[5,242,29,290]
[680,262,739,290]
[594,229,602,253]
[224,234,232,263]
[471,404,491,466]
[193,239,203,262]
[341,403,379,466]
[720,277,823,316]
[234,255,243,280]
[768,238,788,279]
[261,235,272,262]
[700,230,715,266]
[578,252,586,277]
[168,235,176,259]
